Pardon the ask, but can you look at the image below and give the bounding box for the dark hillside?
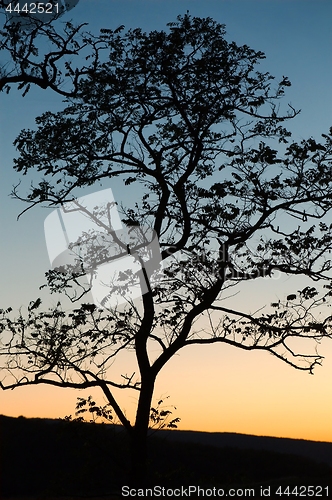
[157,428,332,466]
[0,415,331,498]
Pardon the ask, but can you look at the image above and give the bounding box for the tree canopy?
[1,13,332,483]
[0,0,93,96]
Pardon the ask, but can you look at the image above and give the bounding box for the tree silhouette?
[0,1,95,97]
[1,14,332,485]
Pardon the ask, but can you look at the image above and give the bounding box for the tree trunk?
[130,427,149,486]
[129,377,155,486]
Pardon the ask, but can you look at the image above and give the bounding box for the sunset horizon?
[1,2,332,496]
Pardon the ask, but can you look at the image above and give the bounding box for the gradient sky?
[1,0,332,442]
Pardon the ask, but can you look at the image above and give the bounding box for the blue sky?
[1,0,331,307]
[1,0,332,439]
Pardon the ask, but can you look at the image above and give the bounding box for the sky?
[0,0,332,442]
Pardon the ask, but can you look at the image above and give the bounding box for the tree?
[1,13,332,485]
[0,1,97,97]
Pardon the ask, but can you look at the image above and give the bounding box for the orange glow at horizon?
[1,340,331,444]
